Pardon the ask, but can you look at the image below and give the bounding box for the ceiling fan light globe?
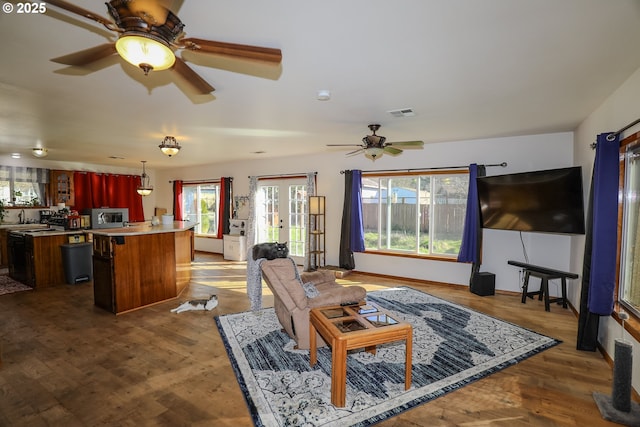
[364,147,384,160]
[115,34,175,72]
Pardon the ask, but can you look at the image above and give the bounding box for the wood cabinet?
[92,250,114,313]
[0,228,10,268]
[0,225,47,268]
[92,227,194,314]
[7,231,70,288]
[27,234,69,288]
[50,170,75,206]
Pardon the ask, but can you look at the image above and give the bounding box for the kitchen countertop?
[90,221,196,236]
[3,221,197,237]
[0,223,49,230]
[8,228,83,237]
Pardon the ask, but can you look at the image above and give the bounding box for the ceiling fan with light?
[328,124,424,160]
[44,0,283,94]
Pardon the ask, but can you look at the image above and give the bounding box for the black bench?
[507,260,579,312]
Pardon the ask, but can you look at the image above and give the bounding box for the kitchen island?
[6,226,88,288]
[92,222,195,314]
[1,223,49,268]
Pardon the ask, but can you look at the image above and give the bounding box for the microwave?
[88,208,129,229]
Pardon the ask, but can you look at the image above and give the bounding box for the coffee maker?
[39,210,53,224]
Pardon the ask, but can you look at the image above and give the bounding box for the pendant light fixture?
[136,160,153,196]
[159,135,181,157]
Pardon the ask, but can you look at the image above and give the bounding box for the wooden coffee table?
[309,302,412,407]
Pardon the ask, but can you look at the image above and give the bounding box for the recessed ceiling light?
[11,153,20,159]
[317,90,331,101]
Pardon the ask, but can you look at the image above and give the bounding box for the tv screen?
[477,166,585,234]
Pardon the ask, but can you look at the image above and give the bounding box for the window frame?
[255,177,308,264]
[180,180,221,238]
[361,169,469,260]
[0,166,50,208]
[614,132,640,343]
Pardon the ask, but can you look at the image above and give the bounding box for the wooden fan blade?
[383,146,403,155]
[181,38,282,63]
[387,140,424,147]
[51,43,117,66]
[326,144,365,147]
[45,0,115,28]
[124,0,175,25]
[172,57,215,94]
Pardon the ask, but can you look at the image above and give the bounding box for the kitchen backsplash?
[4,207,53,224]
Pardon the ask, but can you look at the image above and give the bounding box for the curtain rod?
[168,178,231,183]
[340,162,507,174]
[249,171,317,179]
[590,116,640,149]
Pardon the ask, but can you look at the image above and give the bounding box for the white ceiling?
[1,0,640,170]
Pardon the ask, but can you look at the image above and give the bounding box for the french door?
[256,179,307,265]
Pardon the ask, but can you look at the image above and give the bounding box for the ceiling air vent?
[387,108,415,118]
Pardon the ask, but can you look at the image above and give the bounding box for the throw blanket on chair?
[246,254,302,311]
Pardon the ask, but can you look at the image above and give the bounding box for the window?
[0,166,49,207]
[619,143,640,317]
[181,182,220,236]
[362,171,469,257]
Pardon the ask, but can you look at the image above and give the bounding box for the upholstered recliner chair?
[260,258,367,350]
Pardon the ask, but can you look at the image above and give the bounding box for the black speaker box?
[471,272,495,296]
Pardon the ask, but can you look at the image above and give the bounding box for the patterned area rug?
[0,274,31,296]
[215,286,560,427]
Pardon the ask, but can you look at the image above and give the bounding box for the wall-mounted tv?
[477,166,585,235]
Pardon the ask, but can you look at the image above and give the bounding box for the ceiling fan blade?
[125,0,172,25]
[172,57,215,94]
[45,0,115,28]
[326,144,365,147]
[346,148,365,156]
[383,146,403,155]
[51,43,117,66]
[181,38,282,64]
[387,140,424,147]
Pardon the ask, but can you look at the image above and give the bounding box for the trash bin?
[60,242,93,284]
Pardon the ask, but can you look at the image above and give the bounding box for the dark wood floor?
[0,252,624,426]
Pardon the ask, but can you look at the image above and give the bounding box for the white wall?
[573,66,640,393]
[156,131,575,294]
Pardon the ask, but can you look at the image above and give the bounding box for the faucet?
[18,209,25,224]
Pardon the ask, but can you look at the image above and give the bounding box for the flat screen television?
[477,166,585,234]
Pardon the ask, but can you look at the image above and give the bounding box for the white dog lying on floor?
[171,295,218,313]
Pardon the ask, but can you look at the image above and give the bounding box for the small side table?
[309,303,412,407]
